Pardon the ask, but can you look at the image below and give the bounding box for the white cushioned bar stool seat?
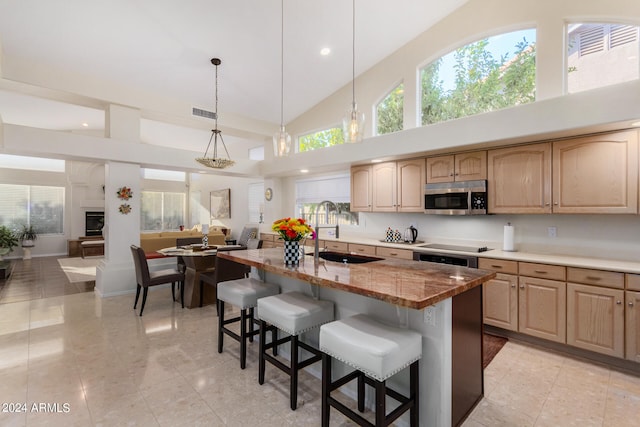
[217,278,279,369]
[257,291,334,410]
[319,314,422,427]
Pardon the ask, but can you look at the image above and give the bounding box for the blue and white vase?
[284,241,300,265]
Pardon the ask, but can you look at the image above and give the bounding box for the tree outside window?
[376,83,404,135]
[421,29,536,126]
[298,127,344,152]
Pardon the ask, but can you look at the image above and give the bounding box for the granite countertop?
[217,247,495,310]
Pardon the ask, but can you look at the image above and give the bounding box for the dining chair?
[237,226,258,247]
[199,246,247,308]
[130,245,185,316]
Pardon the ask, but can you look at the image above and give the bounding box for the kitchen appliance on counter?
[424,180,487,215]
[404,225,418,243]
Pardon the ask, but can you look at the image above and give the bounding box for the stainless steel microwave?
[424,180,487,215]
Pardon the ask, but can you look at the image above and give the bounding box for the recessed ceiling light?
[82,122,89,127]
[632,121,640,127]
[300,169,309,173]
[320,47,331,56]
[371,159,383,163]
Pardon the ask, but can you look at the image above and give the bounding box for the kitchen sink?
[307,251,383,264]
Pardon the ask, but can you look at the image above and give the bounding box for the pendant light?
[343,0,365,143]
[273,0,292,157]
[196,58,235,169]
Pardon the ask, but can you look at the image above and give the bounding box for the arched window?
[420,29,536,126]
[298,127,344,152]
[567,23,639,93]
[376,83,404,135]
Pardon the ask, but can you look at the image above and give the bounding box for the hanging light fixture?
[273,0,291,157]
[343,0,365,143]
[196,58,235,169]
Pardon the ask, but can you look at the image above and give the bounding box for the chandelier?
[342,0,364,143]
[196,58,235,169]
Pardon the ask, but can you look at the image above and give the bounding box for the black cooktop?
[419,243,490,253]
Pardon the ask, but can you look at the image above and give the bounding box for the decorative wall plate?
[117,186,133,200]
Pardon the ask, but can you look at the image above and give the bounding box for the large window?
[567,23,639,93]
[298,127,345,152]
[376,83,404,135]
[295,174,358,227]
[141,191,186,231]
[420,29,536,126]
[0,184,64,234]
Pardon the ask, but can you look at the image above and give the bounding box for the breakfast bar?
[217,247,496,427]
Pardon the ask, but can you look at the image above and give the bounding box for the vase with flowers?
[272,217,314,265]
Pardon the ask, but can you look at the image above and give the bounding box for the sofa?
[140,230,227,253]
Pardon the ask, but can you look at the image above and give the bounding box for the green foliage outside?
[298,127,344,152]
[376,83,404,135]
[421,38,536,125]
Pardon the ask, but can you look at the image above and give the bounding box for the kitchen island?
[217,247,496,426]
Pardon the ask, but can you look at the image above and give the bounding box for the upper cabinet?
[350,165,373,212]
[552,131,638,214]
[488,143,552,214]
[426,151,487,183]
[351,159,425,213]
[488,130,639,214]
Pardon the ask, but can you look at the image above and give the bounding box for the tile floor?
[0,257,639,426]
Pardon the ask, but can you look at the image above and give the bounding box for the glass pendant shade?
[273,125,292,157]
[343,102,365,143]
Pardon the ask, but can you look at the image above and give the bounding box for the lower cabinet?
[567,283,625,358]
[518,276,567,344]
[482,272,518,331]
[625,290,640,362]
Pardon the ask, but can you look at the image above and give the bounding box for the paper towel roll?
[503,223,515,252]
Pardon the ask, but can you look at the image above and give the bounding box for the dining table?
[157,244,243,308]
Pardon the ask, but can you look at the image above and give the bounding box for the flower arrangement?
[272,217,314,242]
[117,186,133,200]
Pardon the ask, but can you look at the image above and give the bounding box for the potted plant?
[18,224,38,248]
[0,225,19,260]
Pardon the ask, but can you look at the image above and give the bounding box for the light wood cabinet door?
[426,152,486,183]
[426,155,454,183]
[320,240,349,252]
[552,130,639,214]
[483,273,518,331]
[625,291,640,362]
[455,151,487,181]
[375,246,413,260]
[487,143,552,214]
[347,243,376,256]
[567,283,624,358]
[350,165,372,212]
[518,276,566,343]
[372,162,397,212]
[396,159,425,212]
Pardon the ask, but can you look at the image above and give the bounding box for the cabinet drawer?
[348,243,376,256]
[260,233,275,242]
[376,246,413,260]
[519,262,566,281]
[567,267,624,289]
[479,258,518,275]
[627,274,640,291]
[321,240,349,252]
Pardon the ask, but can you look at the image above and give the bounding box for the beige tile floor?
[0,258,639,426]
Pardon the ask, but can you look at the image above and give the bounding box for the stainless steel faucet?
[314,200,340,264]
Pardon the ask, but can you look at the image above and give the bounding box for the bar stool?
[217,277,280,369]
[319,314,422,427]
[257,291,334,410]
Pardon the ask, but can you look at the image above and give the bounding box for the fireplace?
[85,211,104,236]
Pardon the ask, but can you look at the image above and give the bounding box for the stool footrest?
[327,396,373,427]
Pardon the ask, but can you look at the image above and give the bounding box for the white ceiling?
[0,0,467,154]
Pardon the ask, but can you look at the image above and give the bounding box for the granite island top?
[217,247,496,310]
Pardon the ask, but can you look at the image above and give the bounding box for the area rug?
[483,333,508,369]
[57,257,102,283]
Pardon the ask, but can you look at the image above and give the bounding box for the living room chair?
[237,226,258,247]
[130,245,185,316]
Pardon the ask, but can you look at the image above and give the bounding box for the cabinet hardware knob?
[491,265,503,269]
[629,302,635,307]
[554,202,558,205]
[534,270,547,274]
[616,301,622,305]
[545,203,550,206]
[511,284,516,288]
[585,276,601,281]
[519,285,525,289]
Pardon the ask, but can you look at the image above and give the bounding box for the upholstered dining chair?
[130,245,185,316]
[198,246,248,308]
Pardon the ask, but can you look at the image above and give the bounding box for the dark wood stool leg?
[375,380,386,427]
[248,307,255,343]
[217,300,225,353]
[321,353,331,427]
[410,361,419,427]
[258,320,267,385]
[290,334,299,410]
[358,371,365,412]
[240,308,248,369]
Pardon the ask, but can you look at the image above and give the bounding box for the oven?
[412,243,487,268]
[424,180,487,215]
